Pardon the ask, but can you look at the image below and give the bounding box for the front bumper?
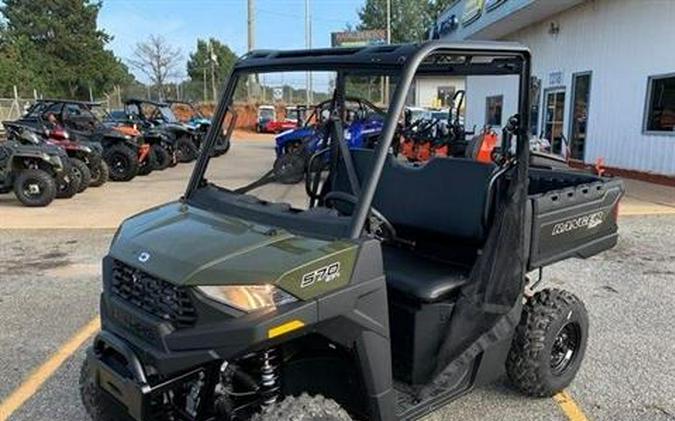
[84,331,208,421]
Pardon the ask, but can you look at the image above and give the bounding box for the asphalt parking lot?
[1,135,674,421]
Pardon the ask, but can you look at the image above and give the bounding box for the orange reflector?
[268,320,305,339]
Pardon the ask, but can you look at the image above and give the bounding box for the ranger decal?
[552,211,605,236]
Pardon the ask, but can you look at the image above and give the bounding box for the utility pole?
[203,66,208,102]
[209,40,218,102]
[305,0,312,108]
[384,0,391,105]
[248,0,256,100]
[247,0,255,51]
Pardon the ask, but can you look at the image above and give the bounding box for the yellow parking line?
[554,390,589,421]
[0,316,100,421]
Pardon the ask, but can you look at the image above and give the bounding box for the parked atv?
[0,125,70,206]
[17,100,144,182]
[42,126,109,190]
[98,104,175,172]
[80,42,625,421]
[167,99,231,156]
[273,97,384,183]
[120,99,199,163]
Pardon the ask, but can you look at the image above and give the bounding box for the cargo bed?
[526,168,624,270]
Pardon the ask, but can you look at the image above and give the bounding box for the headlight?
[45,154,63,168]
[197,284,297,313]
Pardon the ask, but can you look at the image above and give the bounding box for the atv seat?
[333,149,497,243]
[382,246,469,302]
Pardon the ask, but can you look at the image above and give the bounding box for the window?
[437,86,455,107]
[569,72,592,160]
[529,76,541,135]
[543,89,566,154]
[485,95,503,126]
[645,74,675,133]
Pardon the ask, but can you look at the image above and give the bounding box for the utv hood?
[109,202,358,298]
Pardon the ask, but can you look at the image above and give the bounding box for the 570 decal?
[300,262,341,289]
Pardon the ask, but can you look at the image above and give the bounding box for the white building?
[433,0,675,177]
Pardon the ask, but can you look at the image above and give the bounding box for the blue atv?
[273,97,385,184]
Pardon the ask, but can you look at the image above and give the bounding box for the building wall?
[503,0,675,174]
[464,75,519,132]
[414,76,465,108]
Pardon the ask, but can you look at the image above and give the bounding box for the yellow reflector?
[268,320,305,339]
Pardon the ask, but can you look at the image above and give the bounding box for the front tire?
[13,169,57,207]
[71,158,92,193]
[104,144,139,182]
[253,394,352,421]
[56,166,80,199]
[273,143,306,184]
[150,144,171,170]
[79,357,130,421]
[506,289,589,397]
[89,160,109,187]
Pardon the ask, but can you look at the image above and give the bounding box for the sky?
[98,0,365,83]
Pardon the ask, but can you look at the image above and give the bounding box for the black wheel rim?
[72,166,82,183]
[111,153,129,175]
[550,322,581,376]
[22,178,44,197]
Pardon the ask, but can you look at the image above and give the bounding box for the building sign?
[462,0,485,26]
[485,0,508,12]
[331,30,386,48]
[549,71,564,86]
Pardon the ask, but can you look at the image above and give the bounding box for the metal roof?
[125,98,169,107]
[233,40,529,75]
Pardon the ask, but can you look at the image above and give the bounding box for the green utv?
[80,42,625,421]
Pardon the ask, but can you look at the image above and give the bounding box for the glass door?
[543,89,566,155]
[569,72,592,160]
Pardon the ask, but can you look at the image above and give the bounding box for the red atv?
[47,127,109,188]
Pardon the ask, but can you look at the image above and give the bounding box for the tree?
[357,0,453,43]
[128,35,183,98]
[0,0,133,98]
[186,38,238,101]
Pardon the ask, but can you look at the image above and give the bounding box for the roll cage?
[186,41,531,240]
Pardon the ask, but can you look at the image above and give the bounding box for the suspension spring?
[259,348,280,407]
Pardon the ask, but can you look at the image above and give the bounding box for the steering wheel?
[323,191,397,241]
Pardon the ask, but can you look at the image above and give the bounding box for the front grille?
[111,260,197,328]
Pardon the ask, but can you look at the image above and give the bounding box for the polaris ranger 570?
[80,42,624,421]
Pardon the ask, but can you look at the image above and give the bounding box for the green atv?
[0,125,69,206]
[80,42,624,421]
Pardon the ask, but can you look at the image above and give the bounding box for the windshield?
[190,49,527,239]
[194,69,399,236]
[159,106,179,123]
[260,108,275,119]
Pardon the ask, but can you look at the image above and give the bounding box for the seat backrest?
[333,149,496,243]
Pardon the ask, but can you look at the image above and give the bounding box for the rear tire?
[79,357,130,421]
[506,288,589,397]
[252,394,352,421]
[175,136,198,163]
[13,169,56,207]
[71,158,91,193]
[89,160,108,187]
[104,144,138,182]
